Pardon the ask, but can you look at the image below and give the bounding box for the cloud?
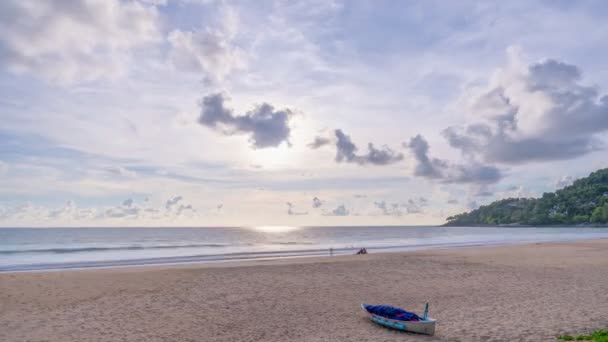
[404,197,429,214]
[199,93,294,148]
[494,185,536,200]
[334,129,404,166]
[104,207,139,218]
[443,52,608,164]
[374,201,402,216]
[0,161,7,174]
[555,175,574,189]
[162,196,195,216]
[0,0,161,83]
[467,201,479,210]
[374,197,428,216]
[48,200,76,219]
[447,199,459,204]
[104,200,140,219]
[307,136,332,149]
[46,201,96,221]
[4,203,42,220]
[472,185,494,197]
[406,134,444,179]
[175,204,195,216]
[104,166,137,178]
[326,204,349,216]
[0,196,199,224]
[140,0,168,6]
[402,199,424,214]
[406,134,502,184]
[286,202,308,215]
[165,196,183,210]
[168,5,245,82]
[312,196,323,208]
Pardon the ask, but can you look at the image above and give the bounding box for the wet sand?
[2,239,608,341]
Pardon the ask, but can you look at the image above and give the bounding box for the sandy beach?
[1,239,608,342]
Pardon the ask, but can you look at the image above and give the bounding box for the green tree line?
[445,168,608,226]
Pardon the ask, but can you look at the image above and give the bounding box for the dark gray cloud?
[443,58,608,164]
[406,135,445,179]
[443,125,598,164]
[334,129,404,166]
[447,199,459,204]
[199,93,294,149]
[122,198,134,207]
[405,135,502,184]
[307,136,331,149]
[286,202,308,215]
[312,197,323,208]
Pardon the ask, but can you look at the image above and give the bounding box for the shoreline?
[2,239,608,341]
[3,235,608,273]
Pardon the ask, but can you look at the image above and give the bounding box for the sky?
[1,0,608,227]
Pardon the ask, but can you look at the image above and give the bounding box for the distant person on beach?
[356,248,367,255]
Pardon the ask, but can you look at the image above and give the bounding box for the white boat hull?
[361,304,436,335]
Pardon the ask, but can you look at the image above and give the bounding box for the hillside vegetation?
[445,168,608,226]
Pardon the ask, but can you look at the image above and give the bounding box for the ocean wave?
[269,241,313,245]
[0,243,231,255]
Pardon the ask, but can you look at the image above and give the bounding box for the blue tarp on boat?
[363,304,422,321]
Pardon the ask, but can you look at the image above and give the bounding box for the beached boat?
[361,304,436,335]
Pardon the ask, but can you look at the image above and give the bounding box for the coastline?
[3,228,608,273]
[442,223,608,227]
[2,239,608,341]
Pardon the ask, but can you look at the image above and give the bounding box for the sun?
[247,144,298,169]
[250,226,301,233]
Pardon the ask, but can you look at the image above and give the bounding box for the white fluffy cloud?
[168,5,245,82]
[0,0,161,83]
[444,49,608,164]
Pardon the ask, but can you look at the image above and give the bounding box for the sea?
[1,226,607,272]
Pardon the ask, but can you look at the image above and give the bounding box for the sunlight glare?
[250,225,301,233]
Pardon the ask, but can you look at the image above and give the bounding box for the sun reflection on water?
[250,226,301,233]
